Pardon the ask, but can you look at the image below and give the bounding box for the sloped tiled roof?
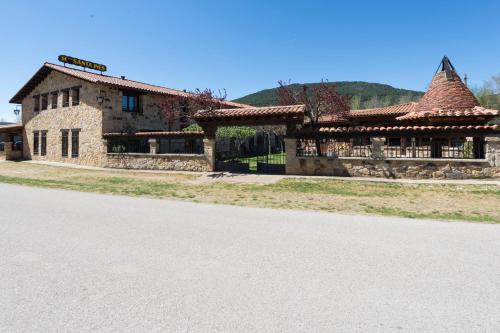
[0,123,23,132]
[103,131,204,138]
[318,124,500,134]
[349,102,418,118]
[416,69,479,113]
[397,61,482,120]
[10,63,250,108]
[397,106,499,120]
[193,104,305,121]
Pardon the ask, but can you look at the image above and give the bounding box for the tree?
[350,95,361,110]
[277,80,350,156]
[472,74,500,109]
[216,126,257,155]
[162,88,228,132]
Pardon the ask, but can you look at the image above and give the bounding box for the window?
[33,95,40,112]
[62,90,70,107]
[41,94,48,110]
[41,131,47,156]
[71,130,80,157]
[61,130,69,157]
[51,92,58,109]
[121,92,139,112]
[33,131,39,155]
[72,87,80,106]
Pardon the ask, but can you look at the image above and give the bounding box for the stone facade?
[100,86,181,134]
[21,71,106,166]
[21,70,185,168]
[106,153,210,172]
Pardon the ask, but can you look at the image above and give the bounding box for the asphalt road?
[1,184,499,332]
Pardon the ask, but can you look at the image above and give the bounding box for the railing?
[107,137,204,155]
[158,138,204,154]
[384,137,483,159]
[296,138,372,158]
[296,137,485,159]
[108,138,150,154]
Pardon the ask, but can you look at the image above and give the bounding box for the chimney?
[464,73,468,87]
[121,75,126,80]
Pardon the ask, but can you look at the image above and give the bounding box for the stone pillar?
[485,136,500,166]
[284,137,298,175]
[370,137,386,159]
[203,137,216,172]
[148,138,158,154]
[4,141,12,160]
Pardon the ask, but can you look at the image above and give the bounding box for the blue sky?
[0,0,499,121]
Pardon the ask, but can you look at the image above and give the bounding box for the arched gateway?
[193,105,305,174]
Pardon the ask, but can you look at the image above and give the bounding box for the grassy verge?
[0,162,498,223]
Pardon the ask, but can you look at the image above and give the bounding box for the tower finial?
[440,55,455,80]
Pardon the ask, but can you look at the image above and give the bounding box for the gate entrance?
[192,104,305,174]
[215,134,286,174]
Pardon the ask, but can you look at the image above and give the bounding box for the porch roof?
[0,123,23,133]
[193,104,305,122]
[103,131,204,138]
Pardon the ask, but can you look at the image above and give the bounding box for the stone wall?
[21,71,106,167]
[100,87,181,134]
[286,157,499,179]
[106,153,210,172]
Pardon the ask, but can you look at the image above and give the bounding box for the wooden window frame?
[41,94,48,111]
[71,129,80,158]
[61,130,69,157]
[40,131,47,156]
[121,91,140,113]
[33,131,39,155]
[62,89,70,107]
[72,87,81,106]
[33,95,40,112]
[51,91,58,109]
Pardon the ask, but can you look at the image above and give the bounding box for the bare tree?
[162,88,228,131]
[276,80,350,156]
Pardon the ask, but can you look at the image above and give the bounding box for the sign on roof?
[58,55,107,72]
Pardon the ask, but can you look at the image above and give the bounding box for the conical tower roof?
[416,56,479,113]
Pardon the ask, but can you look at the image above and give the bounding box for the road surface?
[1,184,499,332]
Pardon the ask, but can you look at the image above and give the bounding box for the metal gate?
[215,135,286,174]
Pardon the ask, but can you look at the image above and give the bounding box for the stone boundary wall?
[286,157,499,179]
[106,153,210,172]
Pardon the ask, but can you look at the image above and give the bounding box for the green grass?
[362,205,497,223]
[0,162,498,223]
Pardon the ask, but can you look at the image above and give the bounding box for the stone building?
[3,56,500,179]
[6,62,247,169]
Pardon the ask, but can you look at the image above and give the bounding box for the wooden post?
[411,137,416,158]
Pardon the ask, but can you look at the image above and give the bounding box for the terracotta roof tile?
[350,102,418,118]
[397,106,499,120]
[10,63,250,108]
[416,70,479,112]
[103,131,204,138]
[193,104,305,121]
[318,124,500,134]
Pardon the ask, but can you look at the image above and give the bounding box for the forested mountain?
[233,81,424,109]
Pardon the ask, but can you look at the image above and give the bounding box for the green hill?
[233,81,424,109]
